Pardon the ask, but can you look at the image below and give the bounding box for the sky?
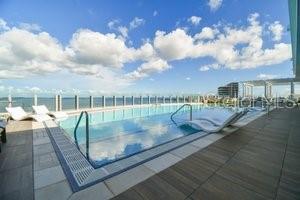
[0,0,295,96]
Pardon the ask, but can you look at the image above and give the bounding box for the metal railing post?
[89,96,93,108]
[75,95,79,110]
[155,96,158,104]
[140,96,142,105]
[132,96,134,105]
[176,96,179,103]
[102,96,105,108]
[123,96,126,106]
[58,95,62,111]
[163,96,165,104]
[148,96,150,104]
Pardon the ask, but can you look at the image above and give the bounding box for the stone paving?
[32,122,73,200]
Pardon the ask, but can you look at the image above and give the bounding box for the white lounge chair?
[196,109,249,126]
[6,107,52,122]
[32,105,68,119]
[186,110,248,133]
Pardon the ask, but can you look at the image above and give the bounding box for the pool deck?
[0,108,299,199]
[113,108,300,200]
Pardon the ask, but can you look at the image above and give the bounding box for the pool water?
[59,104,235,167]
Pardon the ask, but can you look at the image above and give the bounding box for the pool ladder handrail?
[171,104,193,125]
[74,111,90,160]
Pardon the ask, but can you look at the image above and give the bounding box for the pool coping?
[33,108,267,199]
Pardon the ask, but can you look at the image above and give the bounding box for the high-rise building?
[218,82,239,98]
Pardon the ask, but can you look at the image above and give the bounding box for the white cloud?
[66,29,133,68]
[208,0,223,11]
[153,13,291,69]
[126,58,170,80]
[19,23,41,32]
[186,77,191,80]
[194,27,218,40]
[199,66,210,71]
[199,63,220,71]
[188,16,202,26]
[268,21,284,41]
[0,14,292,91]
[117,26,128,39]
[153,10,158,17]
[0,27,65,78]
[154,29,194,60]
[107,19,128,39]
[0,18,10,31]
[107,19,119,30]
[257,73,278,80]
[129,17,145,29]
[108,17,145,39]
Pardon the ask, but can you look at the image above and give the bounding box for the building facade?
[218,82,239,98]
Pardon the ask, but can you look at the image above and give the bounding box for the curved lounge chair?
[186,109,248,133]
[32,105,68,119]
[196,109,249,126]
[6,107,52,122]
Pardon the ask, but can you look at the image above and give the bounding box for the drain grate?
[44,121,95,188]
[74,167,94,184]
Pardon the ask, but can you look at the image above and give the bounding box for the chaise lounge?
[6,107,53,122]
[186,109,248,133]
[32,105,68,119]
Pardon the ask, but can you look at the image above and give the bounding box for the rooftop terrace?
[0,107,299,200]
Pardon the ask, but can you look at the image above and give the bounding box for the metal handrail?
[74,111,90,160]
[171,104,193,125]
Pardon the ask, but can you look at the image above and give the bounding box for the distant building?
[218,82,239,98]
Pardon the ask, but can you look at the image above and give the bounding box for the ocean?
[0,96,192,113]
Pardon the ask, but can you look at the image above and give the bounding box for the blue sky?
[0,0,294,96]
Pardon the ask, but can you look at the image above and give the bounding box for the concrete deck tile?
[191,137,214,149]
[205,133,225,142]
[34,165,66,189]
[170,144,200,159]
[33,143,55,156]
[143,153,181,173]
[34,152,60,171]
[33,136,51,146]
[35,180,72,200]
[69,182,113,200]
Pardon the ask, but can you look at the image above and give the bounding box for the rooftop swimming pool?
[59,104,236,167]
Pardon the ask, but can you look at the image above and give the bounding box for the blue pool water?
[59,104,235,167]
